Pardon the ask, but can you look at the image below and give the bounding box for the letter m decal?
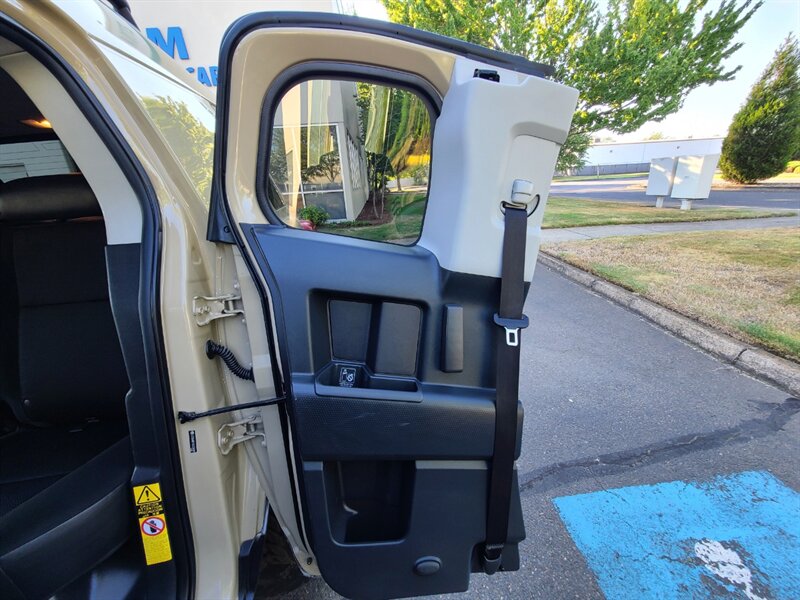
[145,27,189,60]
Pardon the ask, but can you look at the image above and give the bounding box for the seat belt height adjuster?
[493,313,529,347]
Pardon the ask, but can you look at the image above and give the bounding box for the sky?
[343,0,800,142]
[616,0,800,141]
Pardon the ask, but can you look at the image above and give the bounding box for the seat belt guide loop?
[483,543,504,574]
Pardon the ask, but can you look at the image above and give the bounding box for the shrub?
[787,160,800,172]
[794,166,800,174]
[298,205,329,228]
[720,36,800,183]
[410,165,429,186]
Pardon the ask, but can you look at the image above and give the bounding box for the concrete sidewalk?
[542,215,800,243]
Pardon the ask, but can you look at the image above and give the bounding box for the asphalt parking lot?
[277,265,799,600]
[551,177,800,210]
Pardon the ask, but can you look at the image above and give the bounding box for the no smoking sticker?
[141,516,166,536]
[132,482,172,565]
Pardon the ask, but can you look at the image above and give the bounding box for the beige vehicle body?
[0,1,577,598]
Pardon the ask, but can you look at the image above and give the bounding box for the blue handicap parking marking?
[554,471,800,599]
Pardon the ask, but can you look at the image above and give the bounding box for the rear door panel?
[241,219,526,598]
[214,13,577,599]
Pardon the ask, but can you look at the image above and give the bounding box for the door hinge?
[192,293,244,326]
[217,415,266,455]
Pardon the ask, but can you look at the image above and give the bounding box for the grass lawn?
[316,195,794,243]
[544,228,800,361]
[542,197,795,229]
[713,171,800,184]
[318,193,426,243]
[770,172,800,182]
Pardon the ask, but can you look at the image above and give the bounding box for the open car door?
[209,13,577,599]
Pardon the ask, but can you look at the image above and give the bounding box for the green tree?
[383,89,431,176]
[302,150,342,183]
[269,127,288,184]
[366,151,394,197]
[357,83,432,194]
[720,35,800,183]
[382,0,761,170]
[557,129,591,172]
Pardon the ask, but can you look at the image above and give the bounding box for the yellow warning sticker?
[132,482,172,565]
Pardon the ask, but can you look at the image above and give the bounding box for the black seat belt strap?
[483,204,529,574]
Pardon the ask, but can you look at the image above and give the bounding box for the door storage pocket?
[324,460,414,544]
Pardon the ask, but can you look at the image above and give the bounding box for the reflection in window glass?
[267,79,431,244]
[102,47,215,203]
[270,124,345,219]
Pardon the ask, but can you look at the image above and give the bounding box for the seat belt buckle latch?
[493,313,529,347]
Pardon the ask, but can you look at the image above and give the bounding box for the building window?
[269,123,347,220]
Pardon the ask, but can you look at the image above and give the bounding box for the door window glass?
[270,124,346,219]
[267,79,432,245]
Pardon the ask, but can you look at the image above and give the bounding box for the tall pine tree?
[720,36,800,183]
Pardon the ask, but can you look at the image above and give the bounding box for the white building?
[572,137,724,176]
[0,140,76,182]
[0,67,76,182]
[129,1,344,88]
[272,80,369,222]
[1,2,346,184]
[129,0,369,222]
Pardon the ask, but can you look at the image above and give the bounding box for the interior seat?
[0,438,133,600]
[0,174,134,599]
[0,173,130,424]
